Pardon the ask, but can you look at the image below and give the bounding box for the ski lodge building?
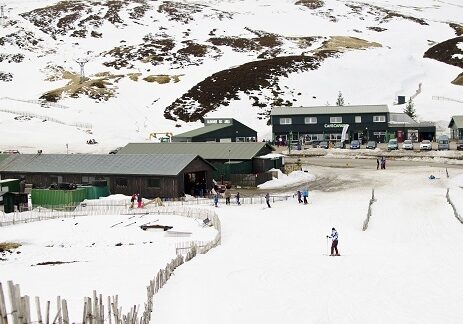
[270,105,436,144]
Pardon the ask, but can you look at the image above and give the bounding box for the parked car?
[437,135,449,150]
[366,141,377,149]
[402,139,414,150]
[319,141,329,149]
[109,147,122,154]
[420,140,432,151]
[350,140,360,149]
[2,149,20,154]
[457,139,463,151]
[387,139,398,150]
[334,141,345,149]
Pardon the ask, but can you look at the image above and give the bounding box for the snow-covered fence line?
[362,189,376,231]
[0,107,92,129]
[0,96,70,109]
[446,188,463,224]
[0,207,221,324]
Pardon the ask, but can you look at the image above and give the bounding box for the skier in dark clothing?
[327,228,340,256]
[376,158,380,170]
[236,192,241,205]
[297,190,302,204]
[137,193,143,208]
[130,194,136,208]
[265,193,271,208]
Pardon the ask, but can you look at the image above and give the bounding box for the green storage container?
[0,179,20,193]
[31,188,87,208]
[82,186,110,200]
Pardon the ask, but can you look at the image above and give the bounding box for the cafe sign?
[324,123,349,128]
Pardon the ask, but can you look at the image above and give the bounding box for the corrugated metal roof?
[173,123,230,138]
[118,143,274,160]
[271,105,389,116]
[0,154,208,176]
[449,116,463,128]
[388,113,435,128]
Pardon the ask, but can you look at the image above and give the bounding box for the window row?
[115,178,161,188]
[279,115,386,125]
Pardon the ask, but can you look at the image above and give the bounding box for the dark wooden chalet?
[0,154,215,199]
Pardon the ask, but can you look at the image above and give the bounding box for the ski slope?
[150,166,463,324]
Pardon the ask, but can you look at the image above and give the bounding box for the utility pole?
[75,58,89,83]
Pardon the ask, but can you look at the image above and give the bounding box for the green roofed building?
[117,142,279,183]
[0,154,215,199]
[449,116,463,140]
[172,118,257,143]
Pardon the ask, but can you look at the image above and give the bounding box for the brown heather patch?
[314,36,382,53]
[164,55,321,122]
[452,73,463,86]
[157,1,205,24]
[0,242,21,252]
[424,36,463,69]
[40,71,124,102]
[449,23,463,36]
[0,72,13,82]
[295,0,324,9]
[367,26,387,32]
[143,75,181,84]
[128,73,142,81]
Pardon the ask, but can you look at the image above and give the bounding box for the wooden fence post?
[0,283,8,324]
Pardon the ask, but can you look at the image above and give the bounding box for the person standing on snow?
[137,193,143,208]
[303,188,309,204]
[224,188,231,205]
[236,192,241,205]
[327,227,340,256]
[297,190,302,204]
[265,192,271,208]
[130,194,136,208]
[214,193,219,207]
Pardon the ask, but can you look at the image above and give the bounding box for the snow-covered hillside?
[1,0,462,153]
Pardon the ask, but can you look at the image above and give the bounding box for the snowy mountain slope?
[0,0,462,153]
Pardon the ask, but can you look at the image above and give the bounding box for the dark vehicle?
[334,141,345,149]
[457,139,463,151]
[366,141,377,149]
[319,141,329,149]
[310,140,321,148]
[350,140,360,149]
[109,147,122,154]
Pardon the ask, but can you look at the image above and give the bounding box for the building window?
[330,116,342,123]
[304,117,317,124]
[116,178,128,187]
[373,115,386,122]
[280,118,292,125]
[355,116,361,123]
[147,178,161,188]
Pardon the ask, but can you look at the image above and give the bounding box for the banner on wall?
[341,124,350,142]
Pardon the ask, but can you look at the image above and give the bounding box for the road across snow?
[150,166,463,324]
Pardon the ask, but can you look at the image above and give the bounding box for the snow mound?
[258,170,315,189]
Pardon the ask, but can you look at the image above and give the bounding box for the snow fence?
[0,206,221,324]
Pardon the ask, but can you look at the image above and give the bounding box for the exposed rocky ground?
[2,0,461,126]
[424,36,463,85]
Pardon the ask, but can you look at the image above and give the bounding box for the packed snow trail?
[150,167,463,324]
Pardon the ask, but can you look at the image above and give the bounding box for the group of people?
[376,157,387,170]
[86,139,97,145]
[130,193,143,208]
[296,189,310,204]
[214,189,241,207]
